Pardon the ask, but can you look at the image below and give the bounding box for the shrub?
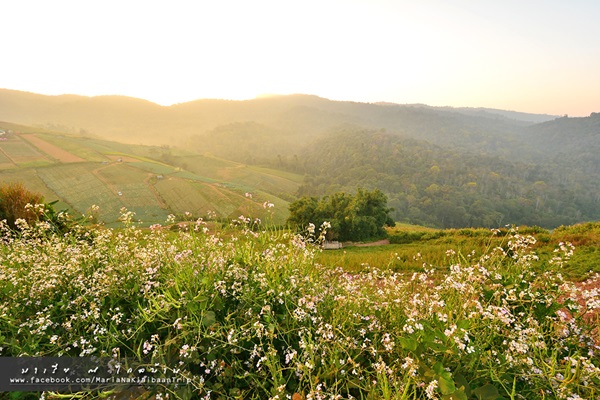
[0,182,75,234]
[0,182,43,229]
[389,230,425,244]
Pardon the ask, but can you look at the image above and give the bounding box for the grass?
[1,213,599,399]
[317,223,600,281]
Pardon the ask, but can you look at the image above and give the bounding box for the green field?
[0,125,301,225]
[127,160,178,175]
[36,133,109,162]
[0,148,12,164]
[315,223,600,281]
[37,163,124,222]
[181,154,302,199]
[0,136,48,164]
[154,177,289,224]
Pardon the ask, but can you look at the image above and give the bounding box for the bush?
[288,188,395,242]
[0,182,74,234]
[389,231,425,244]
[0,182,43,229]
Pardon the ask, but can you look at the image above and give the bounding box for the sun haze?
[1,0,599,116]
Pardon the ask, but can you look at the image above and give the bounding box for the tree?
[288,189,395,242]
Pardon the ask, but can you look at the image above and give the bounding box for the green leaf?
[432,362,455,395]
[442,387,468,400]
[454,373,471,397]
[432,361,445,375]
[189,295,209,312]
[202,310,216,327]
[399,337,418,351]
[439,374,456,395]
[473,384,501,400]
[456,319,470,331]
[429,342,447,352]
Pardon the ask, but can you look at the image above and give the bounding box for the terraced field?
[0,125,301,225]
[37,164,125,223]
[22,134,86,163]
[95,163,169,223]
[0,146,13,167]
[34,133,108,162]
[0,168,65,206]
[179,154,301,199]
[0,135,50,165]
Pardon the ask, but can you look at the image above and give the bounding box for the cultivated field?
[34,133,108,162]
[0,135,49,165]
[37,163,125,223]
[21,134,86,163]
[0,125,302,225]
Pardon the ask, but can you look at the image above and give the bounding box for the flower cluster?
[0,216,598,399]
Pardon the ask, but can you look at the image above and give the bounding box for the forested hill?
[296,129,600,228]
[1,88,598,228]
[519,113,600,172]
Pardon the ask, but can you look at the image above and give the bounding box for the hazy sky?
[2,0,599,116]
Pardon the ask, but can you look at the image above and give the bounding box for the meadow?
[1,208,599,399]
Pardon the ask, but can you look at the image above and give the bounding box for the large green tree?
[288,188,395,242]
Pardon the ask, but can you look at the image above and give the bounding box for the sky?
[2,0,599,116]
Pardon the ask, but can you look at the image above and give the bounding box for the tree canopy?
[288,188,395,242]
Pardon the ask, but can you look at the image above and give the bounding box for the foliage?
[288,188,395,242]
[0,182,77,235]
[297,129,600,229]
[0,182,43,229]
[1,213,599,399]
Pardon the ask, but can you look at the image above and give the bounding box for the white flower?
[425,380,438,399]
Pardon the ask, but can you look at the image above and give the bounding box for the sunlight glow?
[1,0,599,115]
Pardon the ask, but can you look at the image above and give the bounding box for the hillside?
[0,89,544,152]
[1,89,599,229]
[297,129,600,228]
[0,122,301,225]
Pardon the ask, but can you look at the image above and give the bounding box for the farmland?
[0,122,301,225]
[0,134,50,166]
[21,134,86,163]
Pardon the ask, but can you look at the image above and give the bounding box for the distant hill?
[0,89,549,149]
[443,106,559,124]
[1,89,598,228]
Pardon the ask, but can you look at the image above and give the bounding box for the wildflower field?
[1,211,599,399]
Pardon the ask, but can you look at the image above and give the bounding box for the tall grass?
[1,213,599,399]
